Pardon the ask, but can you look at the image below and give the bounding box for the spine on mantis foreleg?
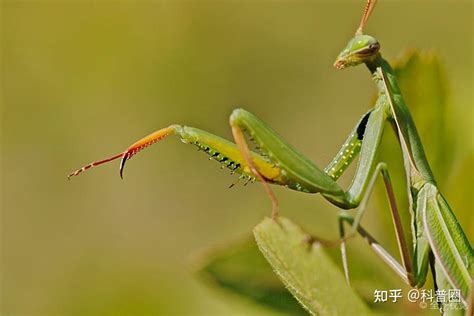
[174,125,284,184]
[324,110,371,180]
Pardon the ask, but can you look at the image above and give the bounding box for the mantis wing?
[421,183,474,304]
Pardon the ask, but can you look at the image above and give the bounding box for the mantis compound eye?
[356,41,380,57]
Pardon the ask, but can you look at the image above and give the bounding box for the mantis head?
[333,0,379,70]
[334,35,380,69]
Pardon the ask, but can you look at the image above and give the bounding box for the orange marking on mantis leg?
[119,126,176,178]
[68,126,176,180]
[231,124,279,219]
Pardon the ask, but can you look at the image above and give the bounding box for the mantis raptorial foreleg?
[229,104,389,213]
[69,107,384,209]
[69,105,423,288]
[69,104,390,222]
[68,124,280,183]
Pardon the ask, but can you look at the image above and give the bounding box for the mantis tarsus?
[69,0,473,313]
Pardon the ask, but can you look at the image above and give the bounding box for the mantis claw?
[68,126,176,180]
[119,153,129,179]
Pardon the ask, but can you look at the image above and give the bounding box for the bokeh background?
[1,1,472,315]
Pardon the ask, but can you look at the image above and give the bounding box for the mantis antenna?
[356,0,378,35]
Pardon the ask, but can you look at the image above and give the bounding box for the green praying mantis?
[69,0,473,313]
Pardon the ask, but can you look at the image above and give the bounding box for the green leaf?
[254,216,372,316]
[194,237,307,315]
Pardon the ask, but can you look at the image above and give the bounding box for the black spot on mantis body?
[356,111,371,140]
[324,110,371,181]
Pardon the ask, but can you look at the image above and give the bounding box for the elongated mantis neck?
[365,54,397,97]
[365,53,392,84]
[365,53,383,73]
[366,53,408,106]
[364,52,436,186]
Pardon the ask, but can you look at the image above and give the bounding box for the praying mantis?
[68,0,473,313]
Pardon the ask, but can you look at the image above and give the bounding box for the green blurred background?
[1,1,472,315]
